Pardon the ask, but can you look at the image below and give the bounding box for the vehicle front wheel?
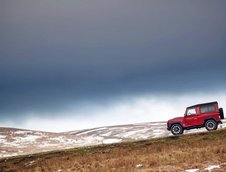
[205,119,218,131]
[170,124,184,135]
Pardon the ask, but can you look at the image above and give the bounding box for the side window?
[187,108,196,116]
[200,105,215,113]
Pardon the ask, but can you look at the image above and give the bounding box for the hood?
[168,116,184,123]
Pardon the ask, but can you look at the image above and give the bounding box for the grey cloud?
[0,0,226,120]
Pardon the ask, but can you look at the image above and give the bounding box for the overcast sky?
[1,1,226,131]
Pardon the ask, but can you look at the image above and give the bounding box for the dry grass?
[1,129,226,172]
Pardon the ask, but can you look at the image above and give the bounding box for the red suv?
[167,102,224,135]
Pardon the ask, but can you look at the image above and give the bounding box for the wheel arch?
[169,122,183,129]
[204,117,217,125]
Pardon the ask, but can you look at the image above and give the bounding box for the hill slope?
[0,120,226,158]
[1,128,226,172]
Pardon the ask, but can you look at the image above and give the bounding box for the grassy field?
[1,129,226,172]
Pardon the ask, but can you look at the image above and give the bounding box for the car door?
[184,107,199,127]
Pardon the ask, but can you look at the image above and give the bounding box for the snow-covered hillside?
[1,120,226,158]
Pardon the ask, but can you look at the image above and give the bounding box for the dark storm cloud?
[1,0,226,119]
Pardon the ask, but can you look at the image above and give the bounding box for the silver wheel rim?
[207,121,215,130]
[172,125,181,134]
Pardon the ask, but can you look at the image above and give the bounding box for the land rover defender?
[167,102,224,135]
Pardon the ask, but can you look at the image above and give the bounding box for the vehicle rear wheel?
[170,124,184,135]
[205,119,218,131]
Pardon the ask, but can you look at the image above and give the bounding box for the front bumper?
[167,122,170,130]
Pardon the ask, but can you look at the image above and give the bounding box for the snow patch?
[50,136,67,143]
[38,143,59,148]
[150,123,165,126]
[103,138,122,144]
[185,169,199,172]
[84,136,103,144]
[136,164,144,168]
[1,153,18,158]
[14,135,41,143]
[204,165,220,171]
[152,129,165,138]
[76,127,107,136]
[0,135,6,138]
[24,160,35,167]
[49,136,78,144]
[14,130,33,135]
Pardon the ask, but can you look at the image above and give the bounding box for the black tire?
[170,124,184,135]
[219,108,224,119]
[205,119,218,131]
